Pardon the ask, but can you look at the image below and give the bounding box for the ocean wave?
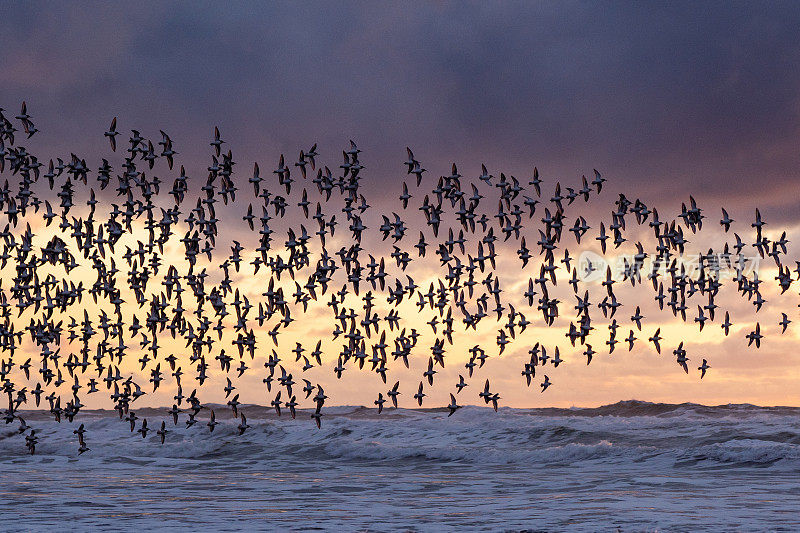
[5,401,799,471]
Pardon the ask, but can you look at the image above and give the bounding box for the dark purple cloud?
[2,1,800,218]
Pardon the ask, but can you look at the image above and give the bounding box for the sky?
[2,1,800,408]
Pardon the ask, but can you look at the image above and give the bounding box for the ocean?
[1,401,798,531]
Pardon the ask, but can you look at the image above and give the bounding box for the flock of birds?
[0,101,793,456]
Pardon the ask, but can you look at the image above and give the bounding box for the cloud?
[2,1,800,407]
[2,2,798,201]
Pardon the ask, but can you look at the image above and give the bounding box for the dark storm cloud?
[2,1,799,217]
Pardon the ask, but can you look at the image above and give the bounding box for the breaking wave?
[5,401,799,470]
